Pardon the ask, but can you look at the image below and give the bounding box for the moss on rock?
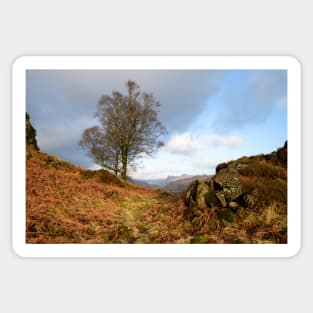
[218,208,237,223]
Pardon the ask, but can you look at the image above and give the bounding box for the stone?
[196,182,210,209]
[214,167,238,186]
[216,162,228,173]
[204,189,219,207]
[229,201,239,210]
[214,167,243,201]
[26,112,39,150]
[184,180,198,207]
[216,191,227,207]
[184,180,212,217]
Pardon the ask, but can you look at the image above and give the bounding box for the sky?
[26,69,287,179]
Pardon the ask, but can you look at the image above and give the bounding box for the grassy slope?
[26,147,188,243]
[26,145,287,244]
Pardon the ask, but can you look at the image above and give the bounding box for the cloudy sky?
[26,69,287,179]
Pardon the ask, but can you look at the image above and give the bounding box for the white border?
[12,56,301,258]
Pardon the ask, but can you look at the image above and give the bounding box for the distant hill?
[129,174,212,194]
[163,175,212,194]
[127,177,166,188]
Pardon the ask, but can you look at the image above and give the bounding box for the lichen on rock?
[214,167,243,202]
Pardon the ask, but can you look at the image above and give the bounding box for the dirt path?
[116,191,181,243]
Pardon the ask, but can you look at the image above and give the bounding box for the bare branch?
[79,80,166,180]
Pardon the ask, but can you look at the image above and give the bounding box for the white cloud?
[164,132,201,154]
[164,132,244,154]
[129,166,177,178]
[128,158,190,179]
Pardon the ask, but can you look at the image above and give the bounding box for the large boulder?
[214,167,243,202]
[184,165,245,218]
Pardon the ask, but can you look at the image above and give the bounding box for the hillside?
[26,143,287,244]
[26,112,287,244]
[26,147,188,243]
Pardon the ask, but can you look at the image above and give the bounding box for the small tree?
[80,80,166,180]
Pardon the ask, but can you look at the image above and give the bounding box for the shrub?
[218,208,237,223]
[80,169,125,187]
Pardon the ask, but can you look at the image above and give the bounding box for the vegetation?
[26,146,187,243]
[79,81,166,180]
[26,143,287,244]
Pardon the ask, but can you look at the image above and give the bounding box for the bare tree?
[80,80,166,180]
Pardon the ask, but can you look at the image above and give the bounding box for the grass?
[26,146,287,244]
[26,147,188,243]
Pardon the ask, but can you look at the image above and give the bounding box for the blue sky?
[26,69,287,179]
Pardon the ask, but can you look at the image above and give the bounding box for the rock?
[185,180,212,217]
[216,162,228,173]
[185,167,244,212]
[196,182,210,209]
[204,189,219,207]
[26,112,39,150]
[214,167,243,201]
[216,191,227,207]
[184,180,198,207]
[214,166,238,185]
[229,201,239,210]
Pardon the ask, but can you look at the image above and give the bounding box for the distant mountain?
[163,175,212,194]
[129,174,212,194]
[127,177,165,189]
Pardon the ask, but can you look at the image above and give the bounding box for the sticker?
[12,56,301,257]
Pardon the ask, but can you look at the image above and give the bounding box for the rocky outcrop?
[214,167,243,202]
[185,165,245,218]
[184,142,288,220]
[26,112,39,150]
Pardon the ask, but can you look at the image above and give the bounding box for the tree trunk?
[114,151,119,176]
[121,148,128,180]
